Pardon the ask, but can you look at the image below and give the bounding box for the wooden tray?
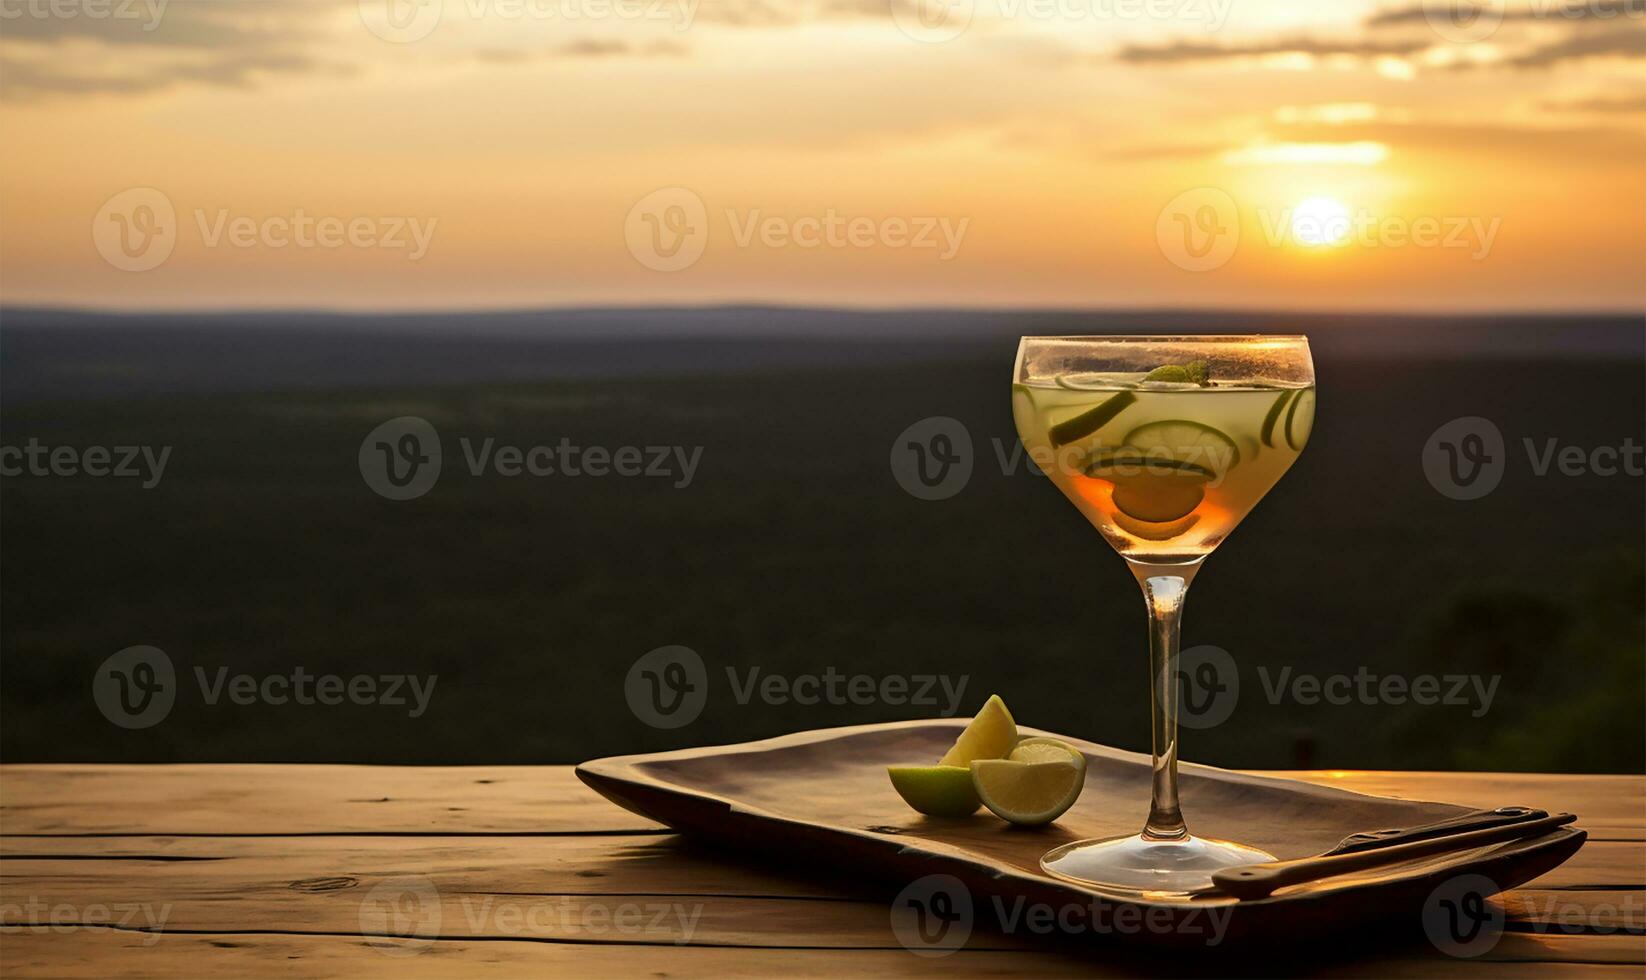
[577,720,1586,948]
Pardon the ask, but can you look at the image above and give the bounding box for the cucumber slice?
[1048,391,1137,448]
[1122,419,1240,472]
[1285,389,1316,450]
[1260,390,1297,448]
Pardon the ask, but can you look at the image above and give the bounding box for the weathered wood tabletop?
[1,766,1640,977]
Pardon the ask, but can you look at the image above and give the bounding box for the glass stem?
[1132,563,1199,842]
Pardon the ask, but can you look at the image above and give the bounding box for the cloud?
[1115,38,1431,64]
[1367,1,1646,27]
[472,39,690,64]
[0,51,353,100]
[1543,93,1646,112]
[1499,26,1646,68]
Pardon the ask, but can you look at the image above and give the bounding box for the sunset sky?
[2,0,1643,312]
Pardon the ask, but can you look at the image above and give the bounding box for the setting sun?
[1291,197,1354,249]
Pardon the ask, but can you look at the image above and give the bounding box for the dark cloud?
[1500,26,1646,67]
[472,39,690,64]
[1115,37,1430,63]
[1367,1,1646,27]
[0,51,351,100]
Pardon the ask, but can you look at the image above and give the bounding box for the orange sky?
[1,0,1643,312]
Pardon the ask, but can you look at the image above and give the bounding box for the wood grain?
[1,763,1640,977]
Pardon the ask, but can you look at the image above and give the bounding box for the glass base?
[1041,833,1275,897]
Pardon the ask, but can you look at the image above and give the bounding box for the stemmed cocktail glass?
[1012,336,1316,895]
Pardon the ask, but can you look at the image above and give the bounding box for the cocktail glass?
[1011,335,1316,896]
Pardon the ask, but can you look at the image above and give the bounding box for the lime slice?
[1260,390,1297,448]
[937,694,1018,767]
[1122,419,1240,472]
[971,753,1086,827]
[1048,391,1137,448]
[1285,389,1315,450]
[1111,510,1201,541]
[887,765,981,817]
[1011,736,1086,766]
[1084,449,1215,481]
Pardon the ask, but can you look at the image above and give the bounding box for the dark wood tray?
[576,720,1585,948]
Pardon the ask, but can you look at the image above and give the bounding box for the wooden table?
[1,766,1640,977]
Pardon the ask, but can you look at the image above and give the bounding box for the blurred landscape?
[3,306,1640,773]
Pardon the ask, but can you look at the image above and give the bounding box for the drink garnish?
[1143,360,1210,386]
[1048,390,1137,446]
[1122,419,1240,470]
[971,737,1087,826]
[1260,389,1297,448]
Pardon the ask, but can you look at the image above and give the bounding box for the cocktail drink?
[1012,336,1315,895]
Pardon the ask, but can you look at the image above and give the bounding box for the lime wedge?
[1011,736,1086,766]
[1111,510,1201,541]
[1285,389,1316,450]
[1260,390,1297,448]
[938,694,1018,767]
[887,765,981,817]
[1048,391,1137,447]
[971,751,1086,827]
[1122,419,1240,472]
